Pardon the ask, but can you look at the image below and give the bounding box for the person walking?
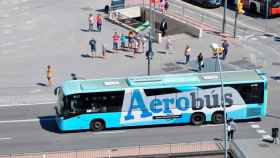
[222,39,229,60]
[89,38,97,58]
[112,32,120,53]
[160,19,168,37]
[96,14,103,32]
[88,14,94,32]
[47,65,54,87]
[227,119,237,141]
[184,45,191,64]
[197,52,204,71]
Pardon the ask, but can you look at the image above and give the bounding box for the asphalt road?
[0,79,279,155]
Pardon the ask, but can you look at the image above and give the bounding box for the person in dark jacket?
[89,38,96,58]
[222,39,229,60]
[160,19,168,37]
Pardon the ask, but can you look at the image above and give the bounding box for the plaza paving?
[0,0,269,105]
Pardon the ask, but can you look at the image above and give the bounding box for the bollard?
[102,44,106,58]
[272,128,279,144]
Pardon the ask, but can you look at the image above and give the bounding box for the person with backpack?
[96,14,103,32]
[89,38,97,58]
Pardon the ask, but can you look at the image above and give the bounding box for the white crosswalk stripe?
[251,124,260,129]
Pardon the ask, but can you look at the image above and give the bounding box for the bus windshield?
[272,0,280,7]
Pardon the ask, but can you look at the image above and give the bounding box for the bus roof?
[61,70,266,96]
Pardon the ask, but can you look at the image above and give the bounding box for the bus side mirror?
[54,87,60,96]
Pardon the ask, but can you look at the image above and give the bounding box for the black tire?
[212,112,224,124]
[91,120,105,131]
[191,113,205,125]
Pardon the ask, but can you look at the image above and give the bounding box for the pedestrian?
[47,65,54,87]
[164,0,169,13]
[96,14,103,32]
[160,0,165,13]
[222,39,229,60]
[184,45,191,64]
[160,19,168,37]
[89,38,97,58]
[197,52,204,71]
[128,31,134,49]
[132,38,138,57]
[112,32,120,53]
[120,33,126,50]
[104,5,110,14]
[227,119,237,141]
[88,14,94,32]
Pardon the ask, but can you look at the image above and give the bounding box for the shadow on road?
[271,76,280,80]
[36,82,47,87]
[39,116,60,133]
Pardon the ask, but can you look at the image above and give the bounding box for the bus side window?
[106,91,125,112]
[144,88,181,96]
[230,83,264,104]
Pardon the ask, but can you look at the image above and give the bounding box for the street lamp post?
[216,52,228,158]
[222,0,228,33]
[146,0,154,76]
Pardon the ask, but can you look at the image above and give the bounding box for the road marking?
[262,134,273,139]
[93,131,125,135]
[256,129,267,134]
[251,124,260,129]
[0,42,15,48]
[0,137,12,141]
[200,124,223,128]
[0,101,56,108]
[251,37,258,40]
[0,117,55,124]
[248,122,256,124]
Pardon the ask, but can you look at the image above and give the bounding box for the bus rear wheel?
[212,112,224,124]
[91,120,105,131]
[191,113,205,125]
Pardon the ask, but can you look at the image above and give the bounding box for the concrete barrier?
[141,7,203,38]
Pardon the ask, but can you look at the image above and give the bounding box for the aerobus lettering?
[124,89,152,120]
[124,89,234,121]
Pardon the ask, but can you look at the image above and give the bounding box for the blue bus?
[55,70,267,131]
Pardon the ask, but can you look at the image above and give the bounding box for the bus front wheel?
[91,120,105,131]
[212,112,224,124]
[191,113,205,125]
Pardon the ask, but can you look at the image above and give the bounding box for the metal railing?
[0,141,222,158]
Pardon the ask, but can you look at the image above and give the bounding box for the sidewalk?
[0,0,265,106]
[0,141,224,158]
[231,138,280,158]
